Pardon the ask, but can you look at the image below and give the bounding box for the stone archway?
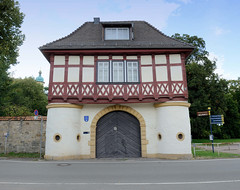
[89,105,148,158]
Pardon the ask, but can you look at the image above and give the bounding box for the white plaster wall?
[45,106,82,157]
[112,56,123,59]
[170,66,183,81]
[80,103,157,155]
[80,105,108,154]
[68,67,79,82]
[155,55,167,64]
[69,56,80,65]
[169,54,181,64]
[156,66,168,81]
[141,55,152,65]
[127,56,137,59]
[155,103,191,154]
[53,68,65,82]
[83,56,94,65]
[54,56,65,65]
[98,56,109,59]
[82,67,94,82]
[141,67,153,82]
[46,102,191,158]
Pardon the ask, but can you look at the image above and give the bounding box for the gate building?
[40,18,194,160]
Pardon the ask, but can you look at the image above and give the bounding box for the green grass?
[192,148,240,159]
[0,152,43,159]
[192,139,240,144]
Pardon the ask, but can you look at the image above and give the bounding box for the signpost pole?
[208,107,214,153]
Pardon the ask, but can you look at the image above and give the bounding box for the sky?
[11,0,240,86]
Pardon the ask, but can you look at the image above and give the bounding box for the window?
[105,28,129,40]
[97,60,139,83]
[127,61,139,82]
[113,61,124,82]
[98,62,109,82]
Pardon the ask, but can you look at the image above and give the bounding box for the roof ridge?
[39,22,90,49]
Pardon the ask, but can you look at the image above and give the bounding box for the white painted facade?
[155,104,191,154]
[45,53,192,160]
[45,102,191,159]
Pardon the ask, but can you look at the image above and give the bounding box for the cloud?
[208,52,231,79]
[96,0,180,30]
[11,0,183,86]
[213,26,230,36]
[177,0,192,4]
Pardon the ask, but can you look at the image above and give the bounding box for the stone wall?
[0,116,46,153]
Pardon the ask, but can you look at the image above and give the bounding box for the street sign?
[197,111,209,116]
[210,115,224,125]
[209,134,214,141]
[34,109,39,116]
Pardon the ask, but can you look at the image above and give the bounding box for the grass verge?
[0,152,43,159]
[192,148,240,159]
[192,139,240,143]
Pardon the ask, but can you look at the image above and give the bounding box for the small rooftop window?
[105,27,129,40]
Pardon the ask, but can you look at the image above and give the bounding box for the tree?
[2,77,48,116]
[0,0,25,115]
[172,33,229,139]
[221,93,240,138]
[172,33,209,65]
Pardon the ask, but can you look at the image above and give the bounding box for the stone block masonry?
[0,116,46,153]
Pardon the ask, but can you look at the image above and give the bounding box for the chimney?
[94,17,100,24]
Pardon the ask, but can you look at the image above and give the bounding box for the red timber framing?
[45,49,192,104]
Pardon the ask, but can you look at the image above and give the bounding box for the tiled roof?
[39,20,194,50]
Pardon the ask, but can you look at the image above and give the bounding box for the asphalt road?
[0,158,240,190]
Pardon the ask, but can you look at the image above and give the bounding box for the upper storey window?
[97,60,139,83]
[105,28,130,40]
[98,62,109,82]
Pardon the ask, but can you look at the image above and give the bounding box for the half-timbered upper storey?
[40,18,194,104]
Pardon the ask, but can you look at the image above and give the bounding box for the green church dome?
[36,70,44,82]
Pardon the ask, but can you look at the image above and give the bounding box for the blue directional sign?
[210,115,224,125]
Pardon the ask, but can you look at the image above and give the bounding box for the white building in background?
[39,18,194,160]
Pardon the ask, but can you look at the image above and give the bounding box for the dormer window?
[105,28,130,40]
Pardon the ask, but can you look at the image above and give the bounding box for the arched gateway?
[96,111,141,158]
[89,105,148,158]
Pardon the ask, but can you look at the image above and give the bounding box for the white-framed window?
[127,61,139,82]
[97,60,139,83]
[105,28,129,40]
[97,61,109,82]
[113,61,124,82]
